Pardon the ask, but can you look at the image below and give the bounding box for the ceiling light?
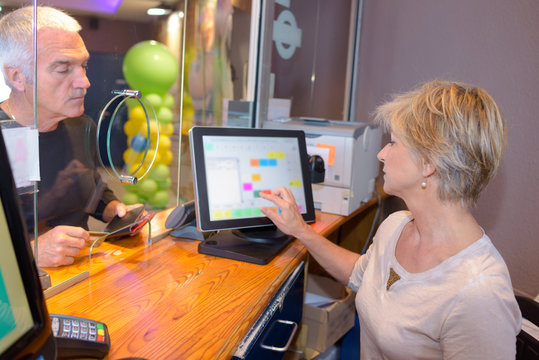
[147,3,173,16]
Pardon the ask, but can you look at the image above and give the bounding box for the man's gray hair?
[0,6,81,85]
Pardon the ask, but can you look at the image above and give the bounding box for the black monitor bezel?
[0,131,54,359]
[189,126,316,232]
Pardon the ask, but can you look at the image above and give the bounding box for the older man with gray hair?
[0,6,137,267]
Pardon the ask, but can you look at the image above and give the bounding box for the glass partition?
[0,0,363,291]
[22,0,256,215]
[1,0,363,233]
[1,0,262,242]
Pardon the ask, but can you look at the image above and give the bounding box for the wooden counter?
[44,209,347,359]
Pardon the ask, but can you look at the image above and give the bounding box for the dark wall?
[354,0,539,297]
[77,16,155,54]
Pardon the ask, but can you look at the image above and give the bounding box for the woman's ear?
[3,65,28,92]
[422,160,436,178]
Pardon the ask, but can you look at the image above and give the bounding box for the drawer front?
[233,261,305,360]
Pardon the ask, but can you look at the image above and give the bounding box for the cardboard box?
[301,274,356,353]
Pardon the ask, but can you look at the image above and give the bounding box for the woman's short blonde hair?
[374,80,507,207]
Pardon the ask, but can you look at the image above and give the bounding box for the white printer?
[263,118,382,216]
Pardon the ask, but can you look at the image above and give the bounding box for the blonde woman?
[261,80,521,359]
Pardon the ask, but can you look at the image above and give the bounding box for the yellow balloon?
[149,122,160,142]
[150,152,162,168]
[182,92,192,107]
[127,163,140,175]
[182,118,193,135]
[158,135,171,150]
[122,149,131,164]
[183,104,194,118]
[156,149,173,165]
[140,149,160,168]
[146,122,159,142]
[123,148,143,166]
[138,121,160,142]
[123,119,141,138]
[130,106,147,124]
[159,123,174,136]
[130,118,146,130]
[181,105,194,135]
[127,149,158,177]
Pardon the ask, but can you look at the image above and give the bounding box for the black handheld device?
[104,205,144,233]
[51,314,111,359]
[103,205,146,240]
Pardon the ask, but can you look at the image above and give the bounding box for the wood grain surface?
[42,188,384,358]
[44,209,344,359]
[43,205,366,359]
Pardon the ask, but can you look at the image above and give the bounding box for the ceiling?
[0,0,180,22]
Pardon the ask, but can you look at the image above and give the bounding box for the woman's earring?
[421,180,427,189]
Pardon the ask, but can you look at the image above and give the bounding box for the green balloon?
[157,177,172,190]
[162,93,174,108]
[122,192,139,205]
[138,179,158,196]
[125,98,140,110]
[150,164,170,181]
[149,190,169,208]
[157,106,173,124]
[123,182,137,193]
[145,93,163,109]
[123,40,179,96]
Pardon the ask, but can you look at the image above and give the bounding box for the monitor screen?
[0,131,55,359]
[189,126,315,264]
[190,126,315,232]
[0,203,34,354]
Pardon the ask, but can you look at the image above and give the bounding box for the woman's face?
[377,132,424,197]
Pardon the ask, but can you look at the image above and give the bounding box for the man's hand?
[34,226,89,267]
[102,200,145,223]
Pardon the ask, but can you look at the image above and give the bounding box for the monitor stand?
[198,226,294,265]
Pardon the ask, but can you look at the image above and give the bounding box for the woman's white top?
[348,211,522,360]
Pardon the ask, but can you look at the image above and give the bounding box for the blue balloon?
[130,134,148,152]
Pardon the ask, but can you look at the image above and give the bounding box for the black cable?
[361,185,382,255]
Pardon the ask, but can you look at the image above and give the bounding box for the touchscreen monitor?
[190,126,315,232]
[189,126,316,264]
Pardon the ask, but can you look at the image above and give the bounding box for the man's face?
[33,27,90,128]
